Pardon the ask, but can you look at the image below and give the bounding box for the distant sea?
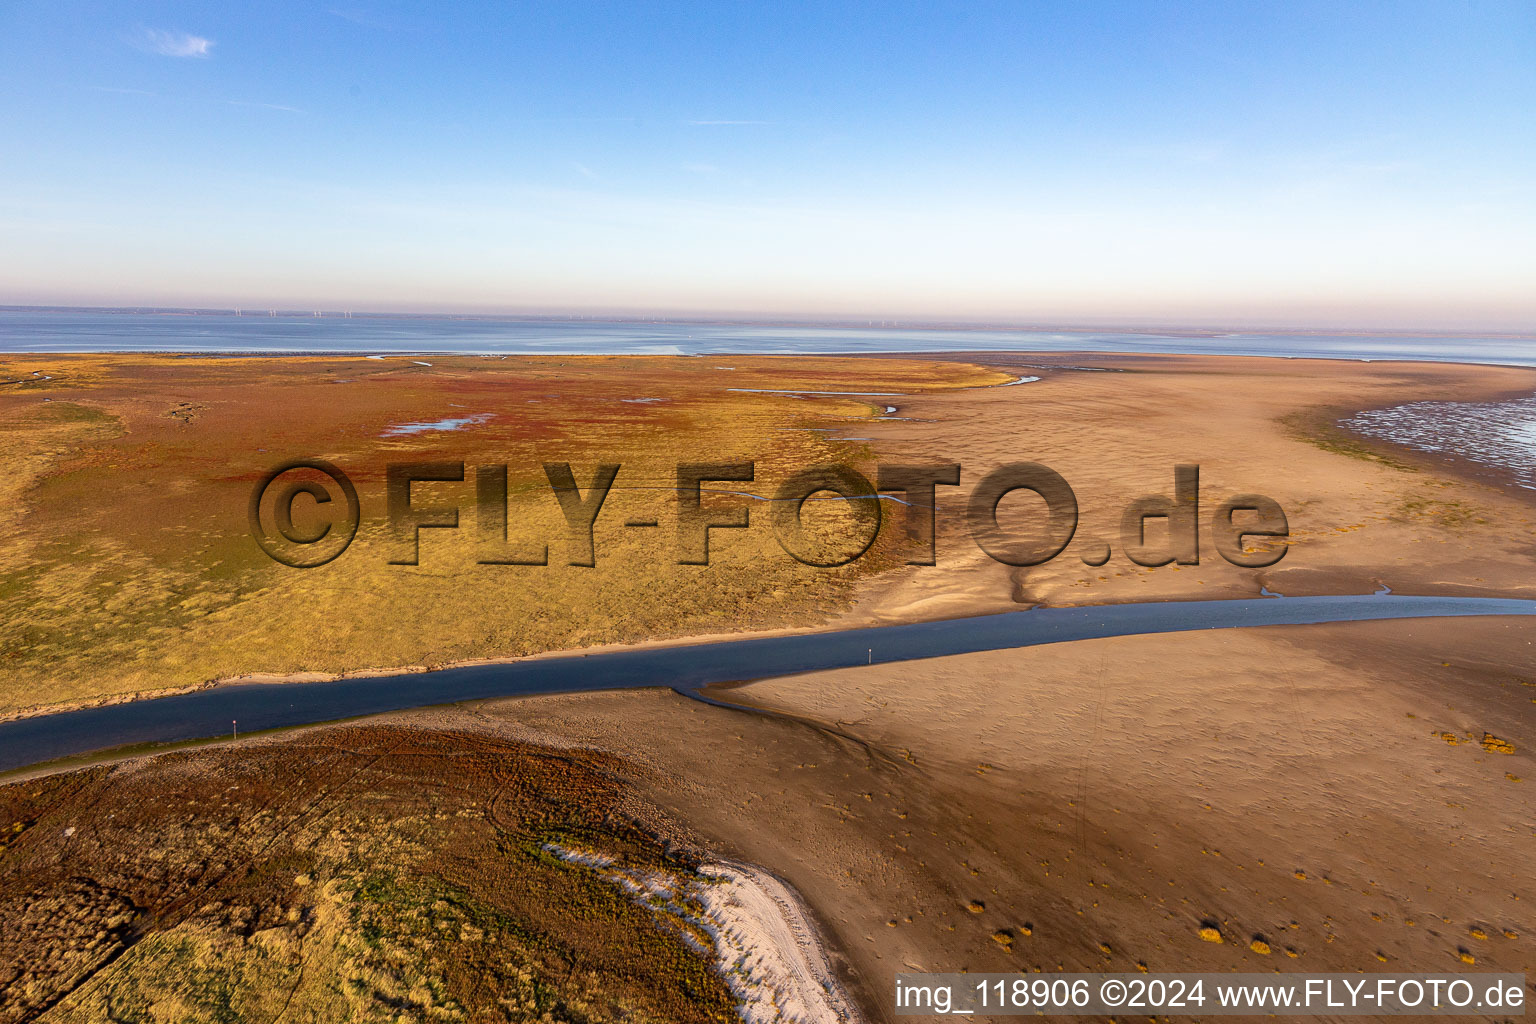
[1,310,1532,365]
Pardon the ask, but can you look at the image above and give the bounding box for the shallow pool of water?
[382,413,493,436]
[1344,395,1536,490]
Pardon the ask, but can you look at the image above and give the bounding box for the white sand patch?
[545,845,615,869]
[545,844,864,1023]
[697,861,865,1024]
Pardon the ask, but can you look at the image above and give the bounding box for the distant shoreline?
[2,310,1532,366]
[2,304,1531,340]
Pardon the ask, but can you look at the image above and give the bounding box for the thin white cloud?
[227,100,306,114]
[573,163,600,181]
[518,116,639,124]
[142,29,213,58]
[327,7,394,29]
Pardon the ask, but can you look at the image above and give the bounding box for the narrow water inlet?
[3,593,1534,773]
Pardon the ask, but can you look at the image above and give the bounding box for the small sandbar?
[729,374,1036,397]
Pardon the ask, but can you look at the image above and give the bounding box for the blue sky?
[1,1,1532,327]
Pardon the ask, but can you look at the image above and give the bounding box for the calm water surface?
[1345,396,1536,490]
[2,310,1532,365]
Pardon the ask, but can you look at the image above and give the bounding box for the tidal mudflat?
[1345,394,1536,491]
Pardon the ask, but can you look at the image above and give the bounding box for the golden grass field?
[0,353,1007,717]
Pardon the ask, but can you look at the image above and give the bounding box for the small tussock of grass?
[1480,734,1516,754]
[1393,494,1486,529]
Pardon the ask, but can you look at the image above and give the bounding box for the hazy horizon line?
[3,304,1531,339]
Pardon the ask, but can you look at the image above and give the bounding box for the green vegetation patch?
[1279,409,1419,471]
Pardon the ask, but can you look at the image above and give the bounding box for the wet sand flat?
[831,351,1536,624]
